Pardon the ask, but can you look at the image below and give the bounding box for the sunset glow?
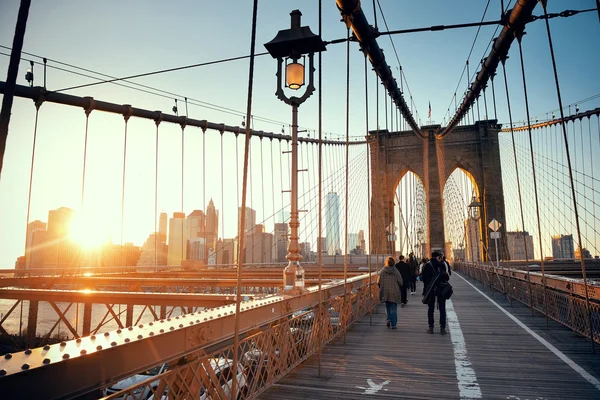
[68,211,112,251]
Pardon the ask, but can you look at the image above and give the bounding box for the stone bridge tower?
[369,120,506,261]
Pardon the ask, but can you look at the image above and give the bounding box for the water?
[0,299,185,337]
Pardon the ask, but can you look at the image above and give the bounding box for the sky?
[0,0,599,267]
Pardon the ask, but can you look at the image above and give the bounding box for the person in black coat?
[395,255,410,306]
[422,251,450,335]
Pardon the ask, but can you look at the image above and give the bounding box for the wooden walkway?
[260,272,600,399]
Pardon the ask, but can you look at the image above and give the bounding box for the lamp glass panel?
[286,62,304,90]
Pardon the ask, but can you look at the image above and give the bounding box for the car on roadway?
[103,363,169,399]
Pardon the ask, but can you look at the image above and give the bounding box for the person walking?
[408,252,419,294]
[395,255,410,306]
[378,256,403,329]
[422,251,450,335]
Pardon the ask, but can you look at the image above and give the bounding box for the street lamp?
[265,10,326,292]
[417,229,424,258]
[468,195,483,262]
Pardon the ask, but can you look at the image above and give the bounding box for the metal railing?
[0,272,377,399]
[455,262,600,344]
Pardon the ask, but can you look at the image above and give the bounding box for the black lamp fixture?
[25,60,34,87]
[264,9,326,106]
[468,195,483,221]
[264,9,326,292]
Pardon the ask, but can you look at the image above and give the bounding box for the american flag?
[428,102,431,119]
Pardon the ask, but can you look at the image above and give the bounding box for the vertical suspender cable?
[181,126,185,263]
[541,3,594,351]
[517,38,549,329]
[317,0,323,374]
[24,104,41,271]
[364,53,372,326]
[154,118,158,272]
[221,132,225,264]
[154,118,160,269]
[233,0,258,395]
[120,109,131,266]
[343,24,351,344]
[375,63,381,271]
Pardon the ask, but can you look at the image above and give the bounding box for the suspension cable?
[501,60,533,308]
[517,37,549,329]
[232,0,258,395]
[541,2,594,352]
[24,103,41,270]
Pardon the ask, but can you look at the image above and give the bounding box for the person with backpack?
[378,256,403,329]
[394,255,410,306]
[422,251,451,335]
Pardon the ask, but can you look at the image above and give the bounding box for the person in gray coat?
[378,256,403,329]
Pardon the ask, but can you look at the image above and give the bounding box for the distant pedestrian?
[378,256,403,329]
[422,251,451,335]
[408,252,419,294]
[395,255,410,306]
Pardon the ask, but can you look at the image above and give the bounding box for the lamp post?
[265,10,326,292]
[417,228,424,259]
[468,195,483,262]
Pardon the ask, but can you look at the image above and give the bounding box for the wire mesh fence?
[455,262,600,345]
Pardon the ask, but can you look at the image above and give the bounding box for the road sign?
[488,219,501,232]
[490,231,501,239]
[387,222,397,232]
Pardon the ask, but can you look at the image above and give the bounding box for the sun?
[68,210,112,250]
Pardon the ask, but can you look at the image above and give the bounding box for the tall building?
[300,242,311,261]
[205,199,219,256]
[167,212,188,266]
[274,222,289,262]
[575,246,592,259]
[238,207,257,234]
[317,236,328,255]
[187,210,206,239]
[25,220,47,269]
[244,224,274,264]
[137,233,167,266]
[188,238,207,261]
[506,231,534,261]
[216,238,238,265]
[45,207,77,268]
[552,234,574,259]
[358,230,366,253]
[464,218,481,262]
[159,212,168,242]
[326,192,340,256]
[348,233,359,254]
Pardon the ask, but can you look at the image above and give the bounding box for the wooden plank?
[259,272,600,399]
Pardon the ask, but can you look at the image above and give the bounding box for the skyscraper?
[238,206,257,234]
[25,220,47,269]
[506,231,534,261]
[358,229,366,254]
[206,199,218,235]
[274,222,289,262]
[326,192,340,256]
[159,212,168,242]
[167,212,187,266]
[46,207,76,268]
[552,234,574,259]
[348,233,359,254]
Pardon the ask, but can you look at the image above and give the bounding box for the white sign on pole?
[488,219,501,232]
[490,231,501,239]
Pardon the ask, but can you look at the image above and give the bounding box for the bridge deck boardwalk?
[259,272,600,399]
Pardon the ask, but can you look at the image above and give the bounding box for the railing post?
[126,304,134,327]
[26,300,38,347]
[82,303,92,336]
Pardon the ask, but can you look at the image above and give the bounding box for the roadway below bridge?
[260,271,600,399]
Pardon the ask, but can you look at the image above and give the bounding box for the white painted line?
[447,299,483,399]
[456,272,600,392]
[356,379,390,394]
